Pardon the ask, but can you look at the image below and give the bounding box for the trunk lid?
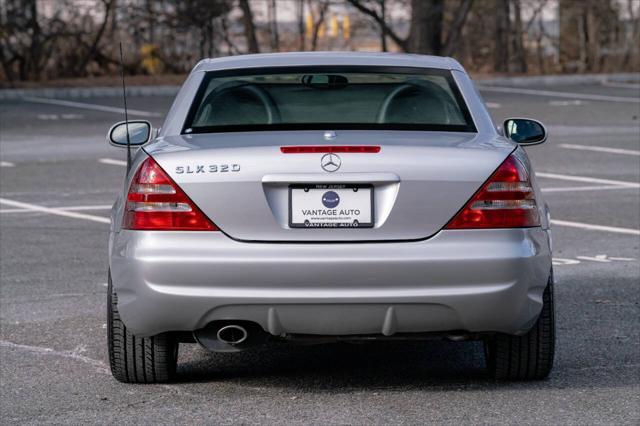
[146,131,514,242]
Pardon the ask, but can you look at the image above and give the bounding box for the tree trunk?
[584,6,599,72]
[380,0,387,52]
[536,17,546,74]
[75,0,114,76]
[407,0,444,55]
[346,0,408,51]
[239,0,260,53]
[621,0,640,69]
[27,0,41,80]
[494,0,510,72]
[146,0,155,44]
[511,0,527,73]
[297,0,305,50]
[442,0,474,57]
[269,0,280,52]
[199,27,206,59]
[310,2,329,51]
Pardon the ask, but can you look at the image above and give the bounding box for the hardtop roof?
[192,52,465,74]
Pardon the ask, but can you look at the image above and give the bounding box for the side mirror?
[503,118,547,146]
[108,120,152,147]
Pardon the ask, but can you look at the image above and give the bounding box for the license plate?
[289,184,374,228]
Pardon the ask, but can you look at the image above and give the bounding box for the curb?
[478,72,640,87]
[0,85,180,101]
[1,73,638,100]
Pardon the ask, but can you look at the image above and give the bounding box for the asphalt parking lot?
[1,80,639,424]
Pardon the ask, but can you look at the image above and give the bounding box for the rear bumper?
[109,228,552,337]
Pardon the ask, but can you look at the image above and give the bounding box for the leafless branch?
[346,0,408,51]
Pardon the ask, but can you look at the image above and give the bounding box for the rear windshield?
[183,66,475,134]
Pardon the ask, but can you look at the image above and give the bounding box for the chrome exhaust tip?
[216,325,248,345]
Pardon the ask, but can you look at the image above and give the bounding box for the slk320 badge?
[176,164,241,174]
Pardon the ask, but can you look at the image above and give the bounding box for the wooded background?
[1,0,638,84]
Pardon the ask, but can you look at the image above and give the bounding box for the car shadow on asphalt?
[173,340,498,388]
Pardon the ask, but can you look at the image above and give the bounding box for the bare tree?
[308,0,330,51]
[0,0,45,81]
[621,0,640,69]
[347,0,473,55]
[268,0,280,52]
[408,0,443,54]
[535,14,546,74]
[2,0,638,84]
[494,0,510,72]
[441,0,474,56]
[74,0,114,75]
[1,0,108,81]
[297,0,306,50]
[347,0,408,50]
[379,0,387,51]
[239,0,260,53]
[511,0,527,73]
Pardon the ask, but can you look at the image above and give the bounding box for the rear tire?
[485,275,555,380]
[108,273,178,383]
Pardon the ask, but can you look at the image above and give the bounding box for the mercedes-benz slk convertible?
[107,52,554,383]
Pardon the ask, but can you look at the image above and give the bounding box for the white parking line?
[576,255,611,263]
[541,185,632,193]
[98,158,127,167]
[0,204,112,214]
[0,161,15,167]
[536,172,640,188]
[558,143,640,156]
[22,96,162,118]
[549,100,585,106]
[602,81,640,89]
[551,219,640,236]
[37,113,84,120]
[552,258,581,266]
[0,198,110,224]
[479,86,640,103]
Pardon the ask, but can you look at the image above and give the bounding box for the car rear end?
[107,54,554,383]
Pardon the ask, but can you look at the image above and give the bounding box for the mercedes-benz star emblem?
[321,153,341,172]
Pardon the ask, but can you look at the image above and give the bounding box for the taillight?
[445,153,540,229]
[124,157,218,231]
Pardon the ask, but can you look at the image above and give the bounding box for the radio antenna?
[119,42,132,173]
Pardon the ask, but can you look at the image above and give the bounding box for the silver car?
[107,52,554,383]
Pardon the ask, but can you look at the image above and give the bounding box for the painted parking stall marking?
[0,198,110,224]
[478,85,640,103]
[37,113,84,120]
[0,204,112,214]
[536,172,640,188]
[553,255,637,267]
[558,144,640,156]
[22,96,162,118]
[550,219,639,236]
[549,100,586,106]
[98,158,127,166]
[552,258,581,266]
[537,171,640,193]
